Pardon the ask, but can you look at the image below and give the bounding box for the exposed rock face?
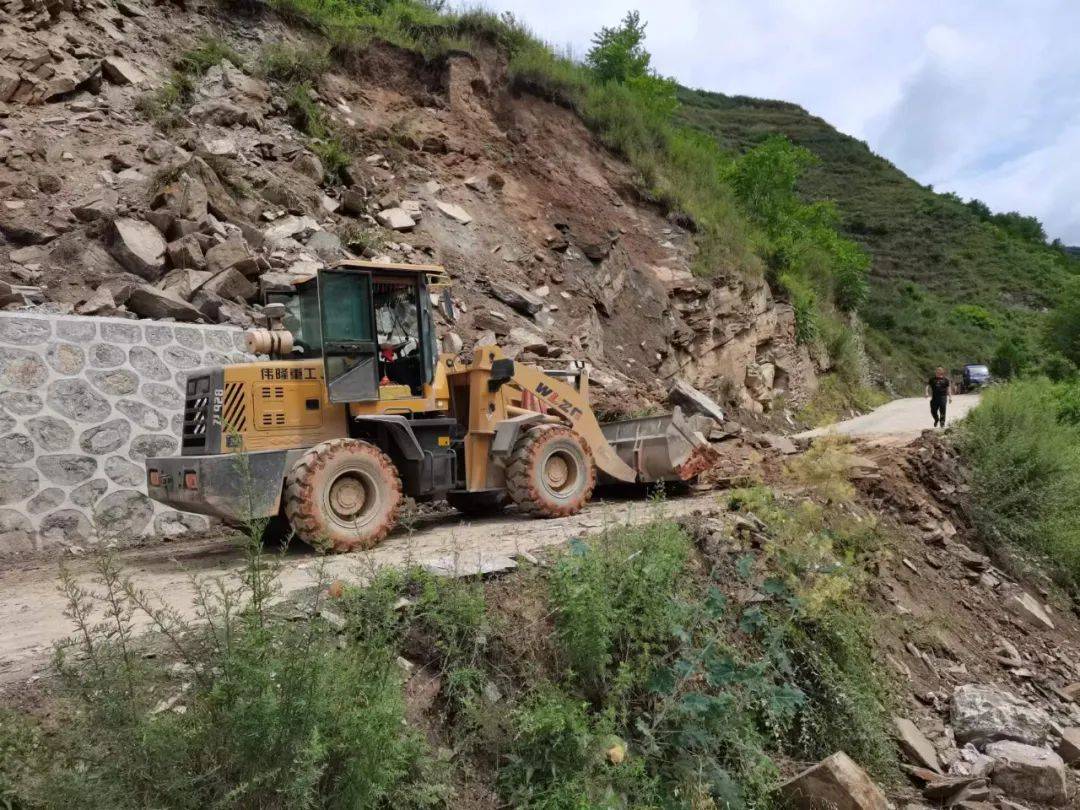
[985,741,1068,805]
[951,685,1052,747]
[656,271,817,413]
[780,751,888,810]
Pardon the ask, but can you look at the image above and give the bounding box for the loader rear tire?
[284,438,402,553]
[506,426,595,517]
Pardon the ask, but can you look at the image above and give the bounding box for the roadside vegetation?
[0,449,899,808]
[955,378,1080,595]
[673,87,1080,393]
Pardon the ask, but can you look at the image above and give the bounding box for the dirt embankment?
[0,0,815,418]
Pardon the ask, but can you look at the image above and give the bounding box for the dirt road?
[0,493,716,687]
[796,393,981,441]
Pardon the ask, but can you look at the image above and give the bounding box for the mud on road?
[0,492,717,688]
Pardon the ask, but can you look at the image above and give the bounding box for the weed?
[955,379,1080,593]
[0,446,445,809]
[138,37,241,127]
[260,42,330,83]
[765,604,899,780]
[285,83,351,183]
[176,37,242,75]
[548,521,690,695]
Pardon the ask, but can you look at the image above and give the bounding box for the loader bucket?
[599,407,720,483]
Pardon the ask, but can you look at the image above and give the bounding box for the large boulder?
[166,235,206,270]
[159,268,212,299]
[892,716,942,773]
[376,207,416,231]
[490,280,543,315]
[204,235,258,277]
[1004,589,1055,631]
[780,751,887,810]
[985,741,1068,805]
[436,201,472,224]
[108,218,167,280]
[201,267,256,301]
[668,378,725,423]
[101,56,144,86]
[951,685,1052,747]
[126,285,204,322]
[153,172,209,221]
[1058,727,1080,765]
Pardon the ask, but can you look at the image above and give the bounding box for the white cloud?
[474,0,1080,242]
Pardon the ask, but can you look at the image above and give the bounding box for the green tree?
[586,10,652,83]
[726,136,870,316]
[1046,276,1080,366]
[991,335,1031,379]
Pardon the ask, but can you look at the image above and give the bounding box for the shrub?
[990,335,1031,379]
[137,38,242,126]
[1045,275,1080,366]
[955,379,1080,592]
[548,521,690,694]
[764,605,899,779]
[951,304,996,330]
[176,37,242,75]
[8,538,444,808]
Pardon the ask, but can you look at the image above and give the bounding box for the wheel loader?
[145,260,720,552]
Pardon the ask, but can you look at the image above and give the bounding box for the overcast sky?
[476,1,1080,244]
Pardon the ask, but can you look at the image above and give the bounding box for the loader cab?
[276,261,442,404]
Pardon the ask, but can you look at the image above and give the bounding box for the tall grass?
[955,379,1080,592]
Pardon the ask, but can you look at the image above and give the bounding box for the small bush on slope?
[955,379,1080,593]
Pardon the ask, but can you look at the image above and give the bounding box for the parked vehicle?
[959,364,991,393]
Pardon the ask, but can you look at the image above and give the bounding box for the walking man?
[926,367,953,427]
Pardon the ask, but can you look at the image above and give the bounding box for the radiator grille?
[181,374,212,452]
[221,382,247,433]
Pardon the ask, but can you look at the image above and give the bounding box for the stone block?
[951,685,1052,747]
[985,741,1067,805]
[108,218,167,280]
[780,751,887,810]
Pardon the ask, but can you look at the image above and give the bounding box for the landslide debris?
[0,0,817,416]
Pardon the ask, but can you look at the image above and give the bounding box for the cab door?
[318,268,379,403]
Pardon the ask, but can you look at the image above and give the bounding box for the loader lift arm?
[496,361,638,483]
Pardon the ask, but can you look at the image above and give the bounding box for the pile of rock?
[892,684,1077,807]
[67,155,311,326]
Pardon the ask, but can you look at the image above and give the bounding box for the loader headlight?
[184,471,199,490]
[148,470,162,487]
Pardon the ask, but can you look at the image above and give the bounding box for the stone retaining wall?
[0,312,253,557]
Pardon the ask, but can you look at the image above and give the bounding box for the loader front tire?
[284,439,402,553]
[506,426,595,517]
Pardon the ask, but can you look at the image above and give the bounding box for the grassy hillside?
[676,88,1078,392]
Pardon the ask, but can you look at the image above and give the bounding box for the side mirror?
[438,289,457,323]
